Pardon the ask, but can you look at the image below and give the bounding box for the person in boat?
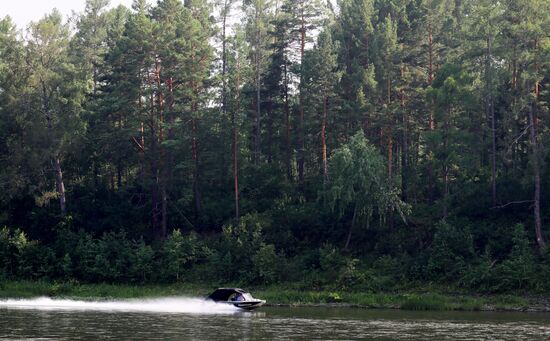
[232,293,245,301]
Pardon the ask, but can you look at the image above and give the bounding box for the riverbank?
[1,281,548,312]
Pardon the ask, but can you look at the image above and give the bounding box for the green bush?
[160,230,209,281]
[0,227,12,278]
[214,213,269,282]
[252,244,281,284]
[130,238,154,282]
[338,258,367,289]
[461,224,538,292]
[0,227,55,280]
[428,221,474,281]
[491,224,535,291]
[318,243,346,282]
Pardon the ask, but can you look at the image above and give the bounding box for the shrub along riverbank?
[1,281,547,312]
[3,217,550,295]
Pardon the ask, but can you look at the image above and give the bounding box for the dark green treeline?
[1,0,550,292]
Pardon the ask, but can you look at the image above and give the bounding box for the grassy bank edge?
[0,281,546,312]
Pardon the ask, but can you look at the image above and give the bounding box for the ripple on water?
[1,303,550,340]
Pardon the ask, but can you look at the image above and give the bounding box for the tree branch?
[131,136,145,152]
[506,124,531,151]
[490,200,534,210]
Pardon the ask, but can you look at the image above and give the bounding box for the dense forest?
[1,0,550,293]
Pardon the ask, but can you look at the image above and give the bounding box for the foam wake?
[0,297,239,314]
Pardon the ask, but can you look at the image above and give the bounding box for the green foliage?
[210,213,281,283]
[161,230,209,282]
[0,227,55,280]
[0,227,11,278]
[130,239,154,282]
[0,0,550,295]
[325,131,410,247]
[428,221,475,281]
[252,244,281,284]
[461,224,545,292]
[91,231,133,281]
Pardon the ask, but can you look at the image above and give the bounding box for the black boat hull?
[219,300,266,310]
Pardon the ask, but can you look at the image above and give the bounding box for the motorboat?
[207,288,266,310]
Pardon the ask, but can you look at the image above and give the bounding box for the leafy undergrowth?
[0,281,534,311]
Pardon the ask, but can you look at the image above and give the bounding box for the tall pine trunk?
[400,64,408,201]
[221,0,228,116]
[284,61,292,180]
[254,5,262,166]
[528,97,544,249]
[297,6,306,183]
[192,116,201,218]
[191,45,201,220]
[46,109,67,216]
[428,24,435,130]
[321,96,328,182]
[427,24,436,201]
[148,74,161,232]
[233,55,241,221]
[155,59,167,238]
[42,55,69,216]
[528,77,545,249]
[486,37,497,207]
[442,107,450,219]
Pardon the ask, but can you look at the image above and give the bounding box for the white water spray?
[0,297,240,314]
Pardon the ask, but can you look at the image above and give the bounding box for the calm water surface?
[1,298,550,340]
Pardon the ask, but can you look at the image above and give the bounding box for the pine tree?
[0,17,28,205]
[243,0,277,166]
[25,11,85,216]
[336,0,376,139]
[281,0,325,183]
[302,27,340,182]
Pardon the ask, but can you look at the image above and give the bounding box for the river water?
[1,297,549,340]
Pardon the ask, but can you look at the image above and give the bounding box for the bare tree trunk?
[387,77,393,181]
[117,163,122,188]
[427,25,436,201]
[233,55,241,221]
[148,73,160,232]
[428,25,435,131]
[221,0,229,116]
[528,83,545,249]
[344,204,358,251]
[155,59,167,238]
[267,102,273,163]
[387,76,394,229]
[137,68,146,185]
[233,125,239,220]
[254,5,262,166]
[139,121,145,183]
[190,43,202,220]
[284,61,292,181]
[43,73,68,216]
[388,134,393,181]
[321,96,328,183]
[511,50,517,90]
[54,155,67,216]
[192,115,201,218]
[401,64,408,200]
[442,107,450,219]
[486,37,497,207]
[297,5,306,183]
